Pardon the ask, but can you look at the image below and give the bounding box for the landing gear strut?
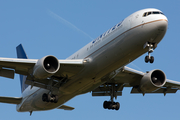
[42,93,58,103]
[103,84,120,110]
[144,42,155,63]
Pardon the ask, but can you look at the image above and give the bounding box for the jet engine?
[140,69,166,92]
[33,55,60,79]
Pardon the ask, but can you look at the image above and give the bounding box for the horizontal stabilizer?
[57,105,74,110]
[0,96,22,104]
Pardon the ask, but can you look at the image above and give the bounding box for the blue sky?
[0,0,179,120]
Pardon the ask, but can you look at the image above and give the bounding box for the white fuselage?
[16,8,168,112]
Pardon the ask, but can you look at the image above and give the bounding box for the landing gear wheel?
[150,56,154,63]
[42,93,58,103]
[115,102,120,110]
[54,95,58,103]
[42,93,48,102]
[145,56,149,63]
[50,95,54,103]
[47,94,51,102]
[103,101,108,109]
[103,101,120,110]
[108,103,113,110]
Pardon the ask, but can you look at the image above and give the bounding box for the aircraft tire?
[115,102,120,110]
[54,95,58,103]
[150,56,154,63]
[103,101,108,109]
[145,56,149,63]
[47,94,51,102]
[42,93,48,102]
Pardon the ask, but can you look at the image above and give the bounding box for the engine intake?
[140,69,166,92]
[43,56,59,72]
[151,70,165,86]
[33,55,60,79]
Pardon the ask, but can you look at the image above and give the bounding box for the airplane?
[0,8,180,115]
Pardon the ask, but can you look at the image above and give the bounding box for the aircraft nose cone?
[158,19,168,32]
[158,15,168,32]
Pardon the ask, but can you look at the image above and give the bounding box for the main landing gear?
[42,78,59,103]
[42,93,58,103]
[103,84,120,110]
[103,101,120,110]
[144,42,156,63]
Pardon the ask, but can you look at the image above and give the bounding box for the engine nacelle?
[33,55,60,79]
[140,69,166,92]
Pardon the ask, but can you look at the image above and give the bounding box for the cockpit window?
[148,12,152,15]
[143,11,164,17]
[143,12,147,17]
[153,11,159,14]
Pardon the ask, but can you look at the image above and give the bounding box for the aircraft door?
[131,14,140,28]
[128,15,133,29]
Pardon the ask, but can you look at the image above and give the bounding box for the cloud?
[48,10,94,40]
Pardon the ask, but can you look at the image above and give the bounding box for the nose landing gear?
[145,55,154,64]
[144,42,156,63]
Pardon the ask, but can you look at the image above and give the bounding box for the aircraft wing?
[0,96,22,104]
[0,57,84,90]
[0,57,84,76]
[92,66,180,96]
[0,57,84,77]
[0,58,37,76]
[165,79,180,89]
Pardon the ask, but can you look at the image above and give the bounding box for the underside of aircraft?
[0,8,179,115]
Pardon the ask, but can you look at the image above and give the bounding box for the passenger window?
[103,33,106,37]
[112,26,116,31]
[100,35,102,38]
[107,29,111,34]
[117,23,121,27]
